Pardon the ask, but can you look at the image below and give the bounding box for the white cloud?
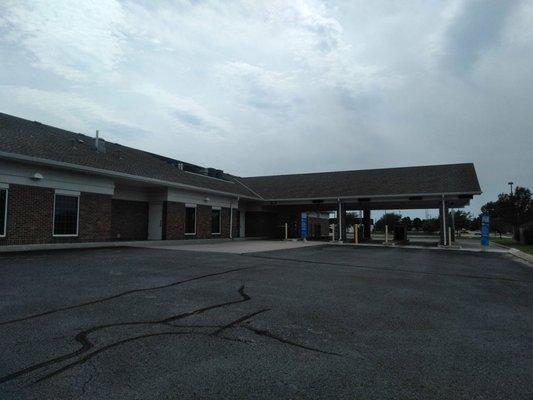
[0,0,531,214]
[0,0,127,81]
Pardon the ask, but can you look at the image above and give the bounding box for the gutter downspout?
[338,198,342,243]
[230,196,239,239]
[441,194,447,246]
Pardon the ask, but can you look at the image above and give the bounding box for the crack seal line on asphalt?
[1,285,342,387]
[0,267,250,327]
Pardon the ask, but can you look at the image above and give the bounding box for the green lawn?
[491,237,533,255]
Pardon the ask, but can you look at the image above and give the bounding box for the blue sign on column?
[480,214,490,247]
[300,212,308,239]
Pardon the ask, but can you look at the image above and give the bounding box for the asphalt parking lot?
[0,245,532,399]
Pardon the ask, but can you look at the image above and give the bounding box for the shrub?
[519,222,533,245]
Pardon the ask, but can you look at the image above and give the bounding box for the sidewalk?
[0,238,237,253]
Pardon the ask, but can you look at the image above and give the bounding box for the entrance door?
[148,202,163,240]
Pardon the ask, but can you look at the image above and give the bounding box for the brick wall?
[221,207,231,238]
[162,202,234,240]
[245,211,279,238]
[0,184,113,245]
[76,192,112,242]
[0,184,239,245]
[195,205,211,239]
[162,201,185,240]
[111,199,148,241]
[234,209,241,238]
[0,184,54,245]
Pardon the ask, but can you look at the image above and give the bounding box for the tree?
[422,218,440,233]
[452,210,472,231]
[374,213,402,231]
[412,217,422,231]
[469,216,481,231]
[345,212,357,228]
[481,186,533,239]
[401,216,412,231]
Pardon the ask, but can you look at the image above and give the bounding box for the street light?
[508,182,514,195]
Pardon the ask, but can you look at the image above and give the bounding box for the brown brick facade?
[221,207,231,239]
[111,199,148,241]
[231,208,240,238]
[0,184,54,245]
[162,201,185,240]
[161,202,233,240]
[76,192,112,242]
[0,184,113,245]
[195,205,211,239]
[0,184,239,245]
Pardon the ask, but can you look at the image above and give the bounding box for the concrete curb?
[508,248,533,265]
[0,238,243,253]
[331,241,509,254]
[487,242,533,266]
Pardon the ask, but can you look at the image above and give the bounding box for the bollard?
[354,224,359,244]
[385,225,389,244]
[284,222,288,240]
[448,227,452,246]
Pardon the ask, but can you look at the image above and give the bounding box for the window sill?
[184,233,196,236]
[53,234,79,237]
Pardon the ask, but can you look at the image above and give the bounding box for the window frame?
[0,186,7,238]
[211,206,221,235]
[53,192,80,237]
[184,204,196,236]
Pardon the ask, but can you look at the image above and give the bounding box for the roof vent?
[93,130,106,153]
[207,168,224,179]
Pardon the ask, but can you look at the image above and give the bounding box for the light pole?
[508,181,516,239]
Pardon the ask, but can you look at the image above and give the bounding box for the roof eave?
[0,150,261,200]
[260,191,482,203]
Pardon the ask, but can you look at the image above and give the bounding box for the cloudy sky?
[0,0,532,216]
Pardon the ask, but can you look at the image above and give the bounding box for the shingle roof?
[0,112,481,201]
[0,112,258,198]
[240,164,481,200]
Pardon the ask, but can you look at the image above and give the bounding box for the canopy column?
[336,201,347,242]
[439,195,450,246]
[363,208,372,241]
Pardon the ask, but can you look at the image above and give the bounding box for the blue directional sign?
[480,214,490,247]
[300,212,308,239]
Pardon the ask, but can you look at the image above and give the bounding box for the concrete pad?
[133,239,326,254]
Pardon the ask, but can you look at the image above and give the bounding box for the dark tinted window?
[185,207,196,234]
[54,195,79,235]
[212,208,221,234]
[0,189,6,236]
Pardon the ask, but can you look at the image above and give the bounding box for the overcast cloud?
[0,0,532,215]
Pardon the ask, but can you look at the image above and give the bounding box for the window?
[0,188,6,237]
[185,206,196,235]
[212,207,221,235]
[53,194,79,236]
